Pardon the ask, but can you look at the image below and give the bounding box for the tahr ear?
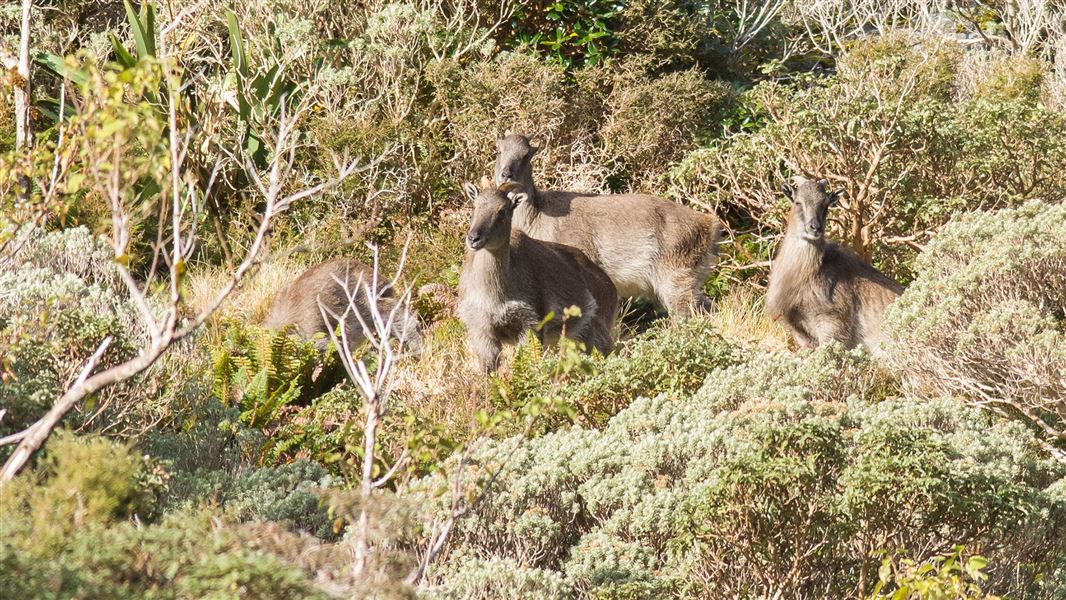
[462,182,479,203]
[828,189,843,205]
[507,191,528,206]
[782,183,794,200]
[529,138,542,156]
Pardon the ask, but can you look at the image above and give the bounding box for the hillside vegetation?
[2,0,1065,598]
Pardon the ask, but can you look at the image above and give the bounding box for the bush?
[413,346,1066,598]
[167,460,337,540]
[0,433,164,555]
[429,50,583,190]
[497,316,737,425]
[0,227,141,439]
[0,433,347,598]
[499,0,624,68]
[425,556,574,599]
[431,49,735,200]
[870,546,999,600]
[612,0,704,69]
[599,64,732,188]
[670,36,1066,277]
[884,200,1066,458]
[0,509,333,599]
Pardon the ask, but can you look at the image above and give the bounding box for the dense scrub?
[670,38,1066,276]
[417,347,1066,598]
[3,0,1066,597]
[885,200,1066,459]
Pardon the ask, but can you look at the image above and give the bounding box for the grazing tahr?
[495,133,721,317]
[264,258,422,352]
[458,180,618,373]
[767,177,903,355]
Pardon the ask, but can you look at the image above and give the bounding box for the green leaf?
[227,10,248,79]
[33,97,75,123]
[109,32,137,67]
[142,1,156,56]
[123,0,155,59]
[34,51,88,86]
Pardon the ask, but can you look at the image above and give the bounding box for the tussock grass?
[392,318,490,436]
[184,254,307,341]
[705,285,791,351]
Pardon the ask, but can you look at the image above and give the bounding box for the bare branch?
[0,336,113,479]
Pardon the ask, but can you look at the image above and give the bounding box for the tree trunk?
[15,0,34,199]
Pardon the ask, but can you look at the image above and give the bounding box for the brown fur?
[495,133,721,316]
[458,181,618,372]
[767,177,903,355]
[264,258,421,352]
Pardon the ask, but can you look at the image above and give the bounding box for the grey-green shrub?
[425,556,574,600]
[0,227,141,438]
[413,346,1066,598]
[166,461,337,539]
[884,199,1066,456]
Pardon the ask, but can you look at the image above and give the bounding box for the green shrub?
[497,317,737,425]
[0,430,347,597]
[870,546,998,600]
[0,509,332,599]
[884,200,1066,458]
[499,0,625,68]
[413,346,1066,598]
[0,433,164,555]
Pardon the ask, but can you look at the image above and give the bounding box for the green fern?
[210,321,334,432]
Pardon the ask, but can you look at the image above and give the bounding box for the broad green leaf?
[109,32,137,67]
[34,51,88,86]
[123,0,154,59]
[142,1,156,56]
[227,10,248,78]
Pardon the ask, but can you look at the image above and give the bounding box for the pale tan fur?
[495,133,721,317]
[767,177,903,356]
[458,181,618,373]
[264,257,421,352]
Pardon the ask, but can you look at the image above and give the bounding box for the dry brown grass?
[392,320,489,437]
[705,285,791,352]
[184,253,307,343]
